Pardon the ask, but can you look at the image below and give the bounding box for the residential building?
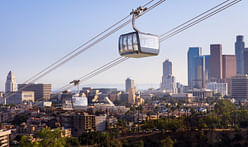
[95,115,106,131]
[18,83,51,101]
[0,129,11,147]
[235,35,245,74]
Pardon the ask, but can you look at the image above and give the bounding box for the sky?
[0,0,248,91]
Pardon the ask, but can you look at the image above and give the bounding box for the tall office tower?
[210,44,223,81]
[188,47,202,88]
[5,71,17,93]
[222,55,236,79]
[163,60,172,77]
[244,48,248,74]
[161,59,177,93]
[193,56,206,89]
[204,55,211,83]
[232,75,248,101]
[235,35,245,74]
[125,78,134,92]
[222,55,237,95]
[18,83,51,101]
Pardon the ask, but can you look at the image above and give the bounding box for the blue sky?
[0,0,248,91]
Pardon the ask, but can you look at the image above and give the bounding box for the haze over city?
[1,0,248,91]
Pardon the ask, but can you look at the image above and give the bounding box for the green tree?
[160,136,174,147]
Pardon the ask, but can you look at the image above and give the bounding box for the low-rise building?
[0,129,11,147]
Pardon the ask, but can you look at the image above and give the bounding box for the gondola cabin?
[119,32,160,58]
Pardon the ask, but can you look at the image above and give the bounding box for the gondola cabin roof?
[119,32,160,58]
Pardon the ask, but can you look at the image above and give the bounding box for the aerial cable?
[160,0,241,42]
[159,0,231,38]
[5,0,166,100]
[23,0,159,85]
[57,56,125,91]
[63,57,128,91]
[59,0,241,92]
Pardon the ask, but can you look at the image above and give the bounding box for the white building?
[0,129,11,147]
[5,71,17,93]
[207,82,228,96]
[6,91,34,105]
[161,76,177,94]
[95,115,107,131]
[161,60,177,94]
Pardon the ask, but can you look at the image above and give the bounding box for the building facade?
[5,71,17,93]
[232,75,248,101]
[161,59,177,93]
[188,47,202,88]
[210,44,223,81]
[6,91,34,105]
[207,82,228,96]
[0,129,11,147]
[235,35,245,74]
[18,84,51,101]
[244,48,248,74]
[125,78,134,92]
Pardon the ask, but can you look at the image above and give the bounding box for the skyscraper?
[161,59,177,93]
[244,48,248,74]
[222,55,236,79]
[235,35,245,74]
[163,60,172,77]
[5,71,17,93]
[188,47,202,88]
[210,44,222,81]
[222,55,237,95]
[125,78,134,92]
[192,56,207,88]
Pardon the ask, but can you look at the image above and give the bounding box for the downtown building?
[187,47,209,89]
[232,75,248,101]
[5,71,17,93]
[18,83,51,101]
[161,59,177,93]
[235,35,245,74]
[125,78,134,92]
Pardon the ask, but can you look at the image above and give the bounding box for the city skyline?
[1,0,248,91]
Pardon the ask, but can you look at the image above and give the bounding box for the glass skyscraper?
[187,47,202,88]
[235,35,245,74]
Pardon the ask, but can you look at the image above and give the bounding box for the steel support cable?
[24,15,130,84]
[160,0,242,42]
[159,0,231,38]
[23,0,155,84]
[60,57,128,91]
[5,0,165,99]
[27,0,165,84]
[58,0,241,92]
[57,56,125,91]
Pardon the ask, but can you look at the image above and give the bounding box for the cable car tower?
[119,6,160,58]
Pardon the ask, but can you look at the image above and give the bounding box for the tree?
[35,128,66,147]
[160,136,174,147]
[214,99,236,115]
